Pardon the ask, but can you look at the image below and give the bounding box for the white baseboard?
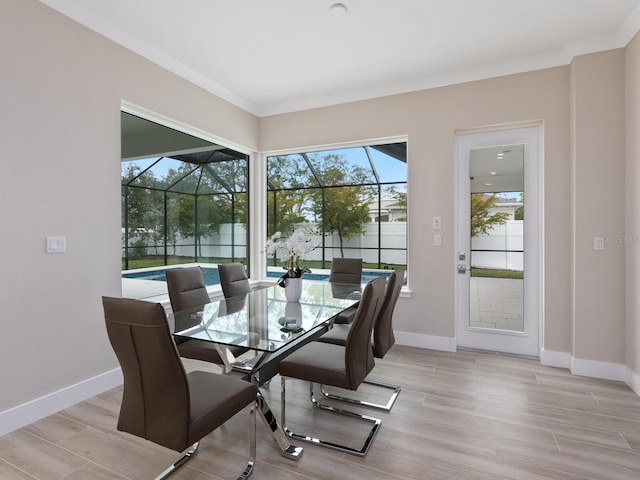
[0,368,123,437]
[626,367,640,397]
[540,348,572,369]
[570,356,627,381]
[542,348,630,383]
[395,331,457,352]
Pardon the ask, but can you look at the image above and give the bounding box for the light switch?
[46,236,67,253]
[433,234,442,246]
[432,216,441,229]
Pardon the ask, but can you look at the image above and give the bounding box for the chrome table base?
[217,345,305,460]
[256,391,304,460]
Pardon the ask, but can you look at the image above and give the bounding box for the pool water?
[122,267,221,285]
[122,266,390,286]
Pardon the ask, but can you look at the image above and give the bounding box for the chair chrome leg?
[153,441,199,480]
[237,404,256,480]
[319,379,401,411]
[153,402,258,480]
[281,378,381,456]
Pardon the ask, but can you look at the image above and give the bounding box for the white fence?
[127,220,520,270]
[127,222,407,265]
[303,223,407,265]
[471,220,523,271]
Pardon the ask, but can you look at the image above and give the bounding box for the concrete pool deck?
[121,277,169,300]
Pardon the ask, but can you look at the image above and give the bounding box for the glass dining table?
[172,279,361,460]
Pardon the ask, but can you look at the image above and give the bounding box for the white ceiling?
[41,0,640,117]
[470,144,524,194]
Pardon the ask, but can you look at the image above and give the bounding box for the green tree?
[165,193,182,255]
[164,164,200,257]
[470,193,510,237]
[514,192,524,220]
[386,186,407,222]
[308,154,374,257]
[121,164,163,260]
[266,155,310,235]
[267,190,308,235]
[205,159,249,227]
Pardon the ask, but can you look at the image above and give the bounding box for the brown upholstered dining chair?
[218,263,252,298]
[102,296,257,480]
[317,269,405,411]
[328,257,363,324]
[166,266,248,368]
[278,276,386,456]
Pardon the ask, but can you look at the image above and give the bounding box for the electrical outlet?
[593,236,605,251]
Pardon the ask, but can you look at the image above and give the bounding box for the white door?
[456,125,541,357]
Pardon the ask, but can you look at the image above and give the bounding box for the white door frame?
[455,124,542,357]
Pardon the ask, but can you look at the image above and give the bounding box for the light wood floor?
[2,346,640,479]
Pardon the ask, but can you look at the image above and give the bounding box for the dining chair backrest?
[165,266,210,313]
[345,276,386,387]
[102,296,191,451]
[218,263,252,298]
[373,269,405,358]
[329,257,363,284]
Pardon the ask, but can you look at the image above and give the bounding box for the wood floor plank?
[21,413,87,445]
[57,427,186,480]
[3,345,640,480]
[0,430,87,480]
[495,439,639,480]
[62,462,130,480]
[0,459,40,480]
[621,430,640,451]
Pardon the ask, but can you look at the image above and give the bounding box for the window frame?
[263,136,408,279]
[120,103,254,298]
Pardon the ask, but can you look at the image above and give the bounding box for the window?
[121,113,249,275]
[266,141,407,277]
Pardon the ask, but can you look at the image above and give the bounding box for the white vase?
[283,301,303,330]
[284,277,303,302]
[285,300,302,320]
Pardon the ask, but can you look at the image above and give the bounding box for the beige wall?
[626,32,640,375]
[0,0,258,412]
[1,0,638,426]
[570,51,626,364]
[260,68,574,350]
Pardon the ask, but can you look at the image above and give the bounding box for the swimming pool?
[122,266,390,286]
